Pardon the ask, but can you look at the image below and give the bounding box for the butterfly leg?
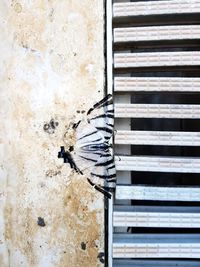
[58,146,83,174]
[87,178,112,199]
[71,160,83,174]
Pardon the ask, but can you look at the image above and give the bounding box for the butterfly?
[58,94,116,198]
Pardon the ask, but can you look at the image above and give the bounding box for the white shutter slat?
[114,51,200,68]
[116,185,200,201]
[115,156,200,173]
[114,77,200,92]
[114,25,200,43]
[115,131,200,146]
[113,234,200,258]
[115,104,200,119]
[113,206,200,228]
[113,0,200,17]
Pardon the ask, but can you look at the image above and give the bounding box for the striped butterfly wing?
[73,122,105,172]
[91,152,116,189]
[87,94,114,142]
[60,94,116,194]
[75,95,116,186]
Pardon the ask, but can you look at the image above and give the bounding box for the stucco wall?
[0,1,105,266]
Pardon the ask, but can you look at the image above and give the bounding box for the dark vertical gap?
[104,0,108,266]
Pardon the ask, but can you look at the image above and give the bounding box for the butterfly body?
[81,143,110,151]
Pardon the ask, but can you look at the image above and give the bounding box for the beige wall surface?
[0,1,105,266]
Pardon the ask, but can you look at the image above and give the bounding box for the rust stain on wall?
[56,177,104,267]
[4,205,39,265]
[0,0,105,266]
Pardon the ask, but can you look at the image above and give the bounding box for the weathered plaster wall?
[0,1,105,266]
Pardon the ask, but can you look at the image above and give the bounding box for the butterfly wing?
[87,94,114,142]
[75,122,104,148]
[59,94,116,191]
[71,122,104,172]
[76,95,116,187]
[91,152,116,188]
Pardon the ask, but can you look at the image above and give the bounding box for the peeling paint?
[0,0,105,266]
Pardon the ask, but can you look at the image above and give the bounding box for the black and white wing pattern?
[58,94,116,198]
[87,94,114,141]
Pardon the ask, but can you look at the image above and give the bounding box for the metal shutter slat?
[115,104,200,119]
[114,77,200,92]
[115,156,200,173]
[116,186,200,201]
[115,131,200,146]
[113,234,200,258]
[113,0,200,17]
[114,210,200,228]
[114,25,200,43]
[114,51,200,68]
